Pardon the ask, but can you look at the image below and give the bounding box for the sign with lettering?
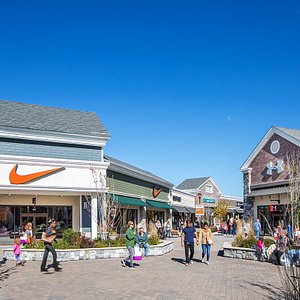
[269,204,284,212]
[203,196,215,203]
[196,205,205,216]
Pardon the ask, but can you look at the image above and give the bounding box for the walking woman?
[40,219,62,272]
[121,221,136,269]
[200,222,213,265]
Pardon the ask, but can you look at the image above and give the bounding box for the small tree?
[287,150,300,229]
[85,166,120,240]
[214,200,229,223]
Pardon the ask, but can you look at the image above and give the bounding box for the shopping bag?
[20,233,28,244]
[133,245,142,261]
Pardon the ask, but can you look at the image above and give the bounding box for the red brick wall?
[249,133,299,186]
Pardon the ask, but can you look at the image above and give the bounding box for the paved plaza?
[1,235,281,300]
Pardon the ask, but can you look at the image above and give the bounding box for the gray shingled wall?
[0,139,102,161]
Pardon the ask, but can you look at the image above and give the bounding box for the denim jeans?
[202,244,211,261]
[15,254,20,264]
[143,243,149,256]
[166,230,171,238]
[125,246,134,267]
[255,231,260,240]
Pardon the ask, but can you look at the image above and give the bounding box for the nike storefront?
[0,100,111,243]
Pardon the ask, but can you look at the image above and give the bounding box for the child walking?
[13,238,21,266]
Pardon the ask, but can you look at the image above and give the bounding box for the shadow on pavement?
[217,250,224,256]
[246,281,283,300]
[171,258,186,265]
[0,266,18,287]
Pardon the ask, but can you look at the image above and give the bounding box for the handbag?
[41,232,56,244]
[207,239,212,245]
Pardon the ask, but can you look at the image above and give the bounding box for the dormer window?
[205,184,213,194]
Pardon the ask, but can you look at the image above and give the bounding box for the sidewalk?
[0,235,281,300]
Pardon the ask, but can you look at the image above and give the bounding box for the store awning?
[185,207,196,214]
[247,186,289,197]
[116,195,149,207]
[147,199,172,209]
[172,205,188,213]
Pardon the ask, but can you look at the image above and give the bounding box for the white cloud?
[227,115,232,122]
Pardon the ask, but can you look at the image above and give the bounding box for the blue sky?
[1,1,300,196]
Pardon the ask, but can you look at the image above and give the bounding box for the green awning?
[147,199,172,209]
[116,195,149,207]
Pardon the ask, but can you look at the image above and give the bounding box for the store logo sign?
[9,164,65,184]
[153,186,162,198]
[266,160,284,176]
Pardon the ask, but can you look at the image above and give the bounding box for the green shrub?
[148,235,159,245]
[93,237,126,248]
[232,236,257,248]
[62,228,80,246]
[264,238,275,247]
[24,241,45,249]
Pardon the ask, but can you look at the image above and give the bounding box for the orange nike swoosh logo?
[153,187,162,198]
[9,164,65,184]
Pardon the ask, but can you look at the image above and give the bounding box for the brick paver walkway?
[0,235,281,300]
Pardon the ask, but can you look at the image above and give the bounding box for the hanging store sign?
[196,205,205,216]
[203,196,215,203]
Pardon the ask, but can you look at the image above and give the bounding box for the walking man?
[41,219,62,272]
[181,220,199,266]
[254,219,261,240]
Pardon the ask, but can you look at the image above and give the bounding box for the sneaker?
[206,261,210,265]
[185,262,189,266]
[121,259,126,267]
[55,267,63,272]
[129,266,135,269]
[40,268,48,272]
[190,260,193,264]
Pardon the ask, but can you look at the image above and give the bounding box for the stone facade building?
[241,126,300,233]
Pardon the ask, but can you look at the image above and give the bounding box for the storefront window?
[0,206,15,245]
[0,205,73,244]
[113,208,138,234]
[147,210,165,225]
[257,204,291,234]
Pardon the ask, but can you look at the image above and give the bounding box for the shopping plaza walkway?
[1,235,281,300]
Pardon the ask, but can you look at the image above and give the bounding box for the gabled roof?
[177,177,223,194]
[104,155,174,188]
[241,126,300,171]
[276,127,300,141]
[0,99,110,138]
[176,177,210,190]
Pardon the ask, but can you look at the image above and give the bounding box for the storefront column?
[139,206,147,229]
[166,209,172,226]
[91,197,98,239]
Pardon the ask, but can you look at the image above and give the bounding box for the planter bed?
[3,240,174,262]
[223,242,266,261]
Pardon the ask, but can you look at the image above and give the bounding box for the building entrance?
[20,213,48,240]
